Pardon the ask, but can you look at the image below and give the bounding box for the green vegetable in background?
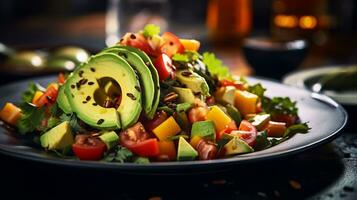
[202,52,230,79]
[142,24,160,38]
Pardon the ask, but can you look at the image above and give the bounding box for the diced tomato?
[58,73,66,84]
[238,120,257,147]
[154,53,175,81]
[120,33,157,56]
[72,135,107,160]
[272,114,298,127]
[33,85,58,107]
[160,32,184,57]
[216,121,238,140]
[188,106,209,124]
[120,122,159,157]
[128,138,160,157]
[143,110,168,131]
[256,100,263,113]
[219,80,246,90]
[265,121,287,137]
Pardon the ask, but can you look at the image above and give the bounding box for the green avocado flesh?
[57,85,72,114]
[99,47,155,117]
[222,136,253,156]
[65,53,142,129]
[191,120,216,141]
[99,131,119,150]
[102,45,160,119]
[175,69,210,96]
[177,137,198,161]
[40,121,74,150]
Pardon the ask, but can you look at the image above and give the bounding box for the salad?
[0,25,309,163]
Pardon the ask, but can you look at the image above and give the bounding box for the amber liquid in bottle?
[206,0,252,43]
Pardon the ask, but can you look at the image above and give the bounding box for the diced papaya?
[179,39,200,51]
[31,91,44,104]
[234,90,258,116]
[153,116,181,140]
[0,103,22,126]
[189,135,202,149]
[158,140,176,160]
[206,105,232,132]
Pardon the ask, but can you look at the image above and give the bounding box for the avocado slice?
[175,69,210,96]
[65,53,142,129]
[99,131,119,150]
[40,121,74,150]
[221,136,253,156]
[191,120,216,141]
[177,137,198,161]
[250,114,270,131]
[173,87,196,104]
[102,45,160,119]
[57,85,72,114]
[99,47,155,117]
[225,104,242,126]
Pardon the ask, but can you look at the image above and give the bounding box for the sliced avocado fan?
[99,47,155,117]
[102,45,160,119]
[65,53,142,129]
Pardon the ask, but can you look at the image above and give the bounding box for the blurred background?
[0,0,357,83]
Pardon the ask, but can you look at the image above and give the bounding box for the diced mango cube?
[234,90,258,116]
[158,140,176,160]
[0,103,22,126]
[206,106,232,132]
[179,39,200,51]
[153,116,181,140]
[32,91,44,104]
[189,136,202,149]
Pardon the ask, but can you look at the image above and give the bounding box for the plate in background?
[283,65,357,105]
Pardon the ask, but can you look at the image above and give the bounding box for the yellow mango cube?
[234,90,258,116]
[153,116,181,140]
[0,103,22,126]
[189,136,202,149]
[179,39,200,51]
[31,91,44,104]
[206,106,232,132]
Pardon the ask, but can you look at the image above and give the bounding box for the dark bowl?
[242,37,309,80]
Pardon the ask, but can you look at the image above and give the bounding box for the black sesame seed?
[119,38,124,42]
[79,70,84,77]
[86,96,91,101]
[130,34,136,39]
[92,103,98,106]
[82,101,87,104]
[135,86,141,92]
[97,119,104,125]
[88,81,94,85]
[126,93,136,100]
[71,84,75,89]
[169,41,174,46]
[90,68,95,72]
[79,78,88,85]
[76,82,81,89]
